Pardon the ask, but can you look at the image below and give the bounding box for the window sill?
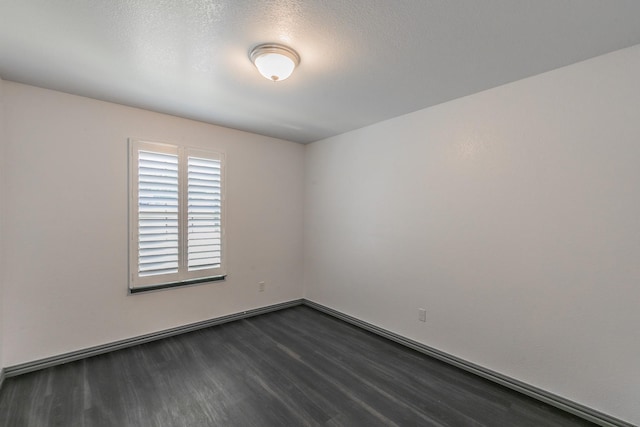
[129,275,227,294]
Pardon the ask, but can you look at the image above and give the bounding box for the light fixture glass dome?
[250,43,300,82]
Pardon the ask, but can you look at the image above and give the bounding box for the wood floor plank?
[0,306,595,426]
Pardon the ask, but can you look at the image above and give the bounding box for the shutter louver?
[187,156,222,271]
[137,151,180,277]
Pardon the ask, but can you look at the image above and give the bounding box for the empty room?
[0,1,639,426]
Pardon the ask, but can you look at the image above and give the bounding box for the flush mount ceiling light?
[249,43,300,82]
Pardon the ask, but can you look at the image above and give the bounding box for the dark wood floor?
[0,305,594,426]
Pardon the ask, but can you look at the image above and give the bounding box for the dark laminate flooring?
[0,305,595,426]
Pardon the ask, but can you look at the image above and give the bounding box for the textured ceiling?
[1,1,640,143]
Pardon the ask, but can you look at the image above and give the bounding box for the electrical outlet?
[258,281,265,292]
[418,308,426,322]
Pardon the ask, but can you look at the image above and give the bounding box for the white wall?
[2,82,305,366]
[304,45,640,425]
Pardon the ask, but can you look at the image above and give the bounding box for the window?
[129,139,225,292]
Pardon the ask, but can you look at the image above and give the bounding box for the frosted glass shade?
[250,44,300,82]
[255,53,295,81]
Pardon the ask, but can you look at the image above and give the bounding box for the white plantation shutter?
[138,151,180,277]
[129,140,225,290]
[187,156,222,271]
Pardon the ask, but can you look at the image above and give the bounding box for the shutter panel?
[137,150,180,277]
[187,156,222,271]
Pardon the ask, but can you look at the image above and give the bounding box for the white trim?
[2,299,630,427]
[4,300,303,377]
[304,300,634,427]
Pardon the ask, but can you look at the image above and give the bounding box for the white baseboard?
[1,298,631,427]
[303,299,632,427]
[4,299,303,377]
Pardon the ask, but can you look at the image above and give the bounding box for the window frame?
[128,139,226,292]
